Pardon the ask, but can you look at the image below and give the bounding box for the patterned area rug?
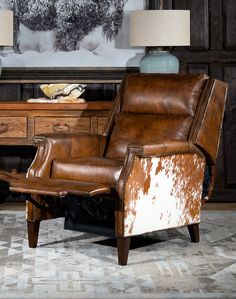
[0,210,235,299]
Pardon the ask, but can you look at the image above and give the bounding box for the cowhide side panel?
[123,153,205,237]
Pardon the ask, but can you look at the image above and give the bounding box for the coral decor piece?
[27,83,86,103]
[40,83,86,99]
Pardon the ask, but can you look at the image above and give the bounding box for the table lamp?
[0,10,13,75]
[130,10,190,73]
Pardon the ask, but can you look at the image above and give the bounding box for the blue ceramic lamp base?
[140,51,179,74]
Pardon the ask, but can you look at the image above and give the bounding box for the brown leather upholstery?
[27,132,106,178]
[105,114,193,160]
[4,73,227,266]
[122,73,208,115]
[105,73,208,160]
[51,157,123,186]
[189,79,227,163]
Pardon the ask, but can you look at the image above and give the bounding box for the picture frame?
[0,0,152,69]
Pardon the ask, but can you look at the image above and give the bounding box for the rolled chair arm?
[127,140,205,157]
[27,132,106,178]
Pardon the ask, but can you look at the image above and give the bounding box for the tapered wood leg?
[188,223,200,243]
[27,221,40,248]
[117,236,131,266]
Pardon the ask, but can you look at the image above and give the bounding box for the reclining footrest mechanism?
[0,170,111,198]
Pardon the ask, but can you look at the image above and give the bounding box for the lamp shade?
[0,10,13,46]
[130,10,190,47]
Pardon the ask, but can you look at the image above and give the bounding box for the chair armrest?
[27,132,106,178]
[126,140,204,157]
[116,140,206,237]
[117,141,205,199]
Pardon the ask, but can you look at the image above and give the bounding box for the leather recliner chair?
[2,73,228,265]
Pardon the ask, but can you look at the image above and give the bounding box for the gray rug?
[0,210,235,299]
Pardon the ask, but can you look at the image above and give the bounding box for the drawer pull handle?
[0,123,8,134]
[52,123,71,132]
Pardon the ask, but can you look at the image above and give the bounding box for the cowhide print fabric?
[123,153,205,237]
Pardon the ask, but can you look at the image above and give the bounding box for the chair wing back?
[189,79,228,164]
[104,73,209,160]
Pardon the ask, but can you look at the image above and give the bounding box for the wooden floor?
[202,202,236,210]
[0,202,26,212]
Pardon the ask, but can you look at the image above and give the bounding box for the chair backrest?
[104,73,227,164]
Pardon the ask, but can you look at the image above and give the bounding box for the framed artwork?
[0,0,146,68]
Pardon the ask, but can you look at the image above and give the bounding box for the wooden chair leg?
[117,236,131,266]
[188,223,200,243]
[27,221,40,248]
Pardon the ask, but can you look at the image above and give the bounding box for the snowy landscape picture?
[0,0,145,67]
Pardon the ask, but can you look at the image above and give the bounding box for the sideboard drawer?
[34,117,90,135]
[0,117,27,138]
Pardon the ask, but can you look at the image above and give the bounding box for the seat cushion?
[105,114,192,160]
[51,157,123,187]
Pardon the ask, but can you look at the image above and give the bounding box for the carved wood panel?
[210,0,223,50]
[0,84,21,100]
[224,0,236,50]
[187,0,209,50]
[223,65,236,188]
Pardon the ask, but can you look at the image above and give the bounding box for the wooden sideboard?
[0,101,113,146]
[0,69,121,201]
